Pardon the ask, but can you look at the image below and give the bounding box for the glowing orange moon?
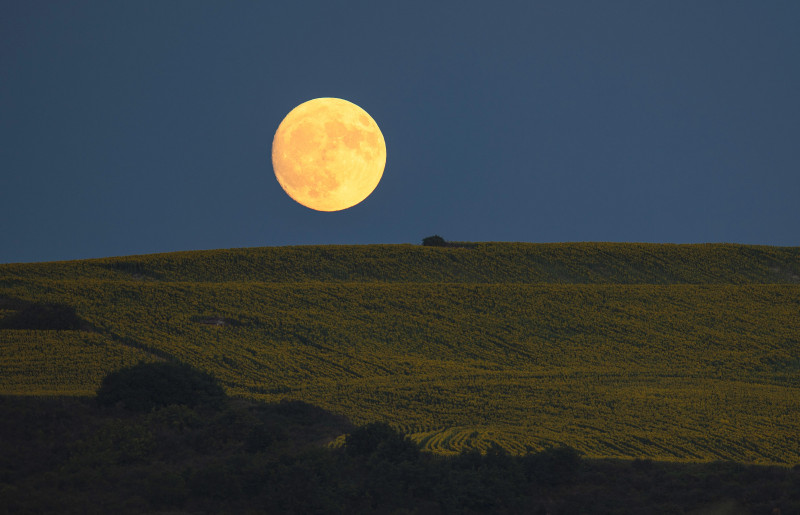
[271,98,386,211]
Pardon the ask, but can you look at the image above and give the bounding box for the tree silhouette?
[422,235,447,247]
[97,361,226,412]
[0,302,88,330]
[345,422,419,462]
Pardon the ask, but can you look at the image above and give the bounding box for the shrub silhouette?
[0,302,88,330]
[422,235,447,246]
[522,445,582,486]
[345,422,419,462]
[97,361,226,412]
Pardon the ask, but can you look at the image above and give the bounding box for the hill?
[3,242,799,283]
[1,242,799,465]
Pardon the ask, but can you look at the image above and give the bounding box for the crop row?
[1,277,798,464]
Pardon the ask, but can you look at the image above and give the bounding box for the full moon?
[271,98,386,211]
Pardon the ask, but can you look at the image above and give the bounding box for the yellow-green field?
[1,243,798,464]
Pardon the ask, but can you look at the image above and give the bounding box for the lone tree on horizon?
[422,235,447,247]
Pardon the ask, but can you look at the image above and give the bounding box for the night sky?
[3,1,799,264]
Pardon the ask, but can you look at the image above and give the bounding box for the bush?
[0,302,88,330]
[345,422,419,462]
[523,446,582,486]
[422,235,447,247]
[96,362,226,412]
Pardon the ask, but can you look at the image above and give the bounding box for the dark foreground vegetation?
[1,364,798,514]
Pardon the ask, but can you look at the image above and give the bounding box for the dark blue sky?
[2,1,799,263]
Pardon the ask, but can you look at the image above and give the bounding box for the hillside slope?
[1,243,799,464]
[3,242,799,283]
